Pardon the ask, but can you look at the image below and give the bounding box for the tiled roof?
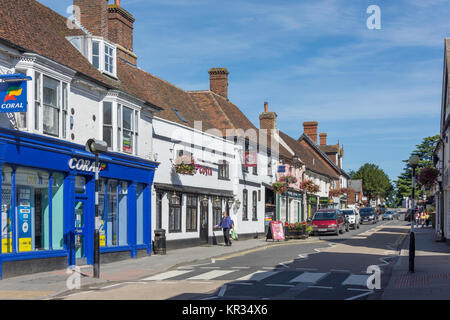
[279,131,340,180]
[319,145,339,154]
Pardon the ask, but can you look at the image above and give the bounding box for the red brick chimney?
[319,133,327,146]
[73,0,109,38]
[108,0,137,65]
[209,68,229,99]
[259,102,277,130]
[303,121,318,144]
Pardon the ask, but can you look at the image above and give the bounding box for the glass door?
[200,201,209,243]
[74,198,87,261]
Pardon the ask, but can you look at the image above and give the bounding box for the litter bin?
[154,229,166,255]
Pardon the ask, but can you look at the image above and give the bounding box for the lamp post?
[408,154,420,273]
[85,139,108,278]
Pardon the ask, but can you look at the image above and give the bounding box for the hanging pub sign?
[0,74,32,114]
[243,151,257,167]
[277,165,286,173]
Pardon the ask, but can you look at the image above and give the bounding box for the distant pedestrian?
[415,211,420,228]
[420,211,426,228]
[216,211,234,246]
[425,211,431,227]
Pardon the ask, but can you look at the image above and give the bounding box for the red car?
[311,209,346,236]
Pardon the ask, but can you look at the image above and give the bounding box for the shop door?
[74,198,87,264]
[200,202,209,243]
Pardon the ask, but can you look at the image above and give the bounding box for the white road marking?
[289,272,328,284]
[142,270,192,281]
[200,267,220,269]
[265,284,295,288]
[237,271,279,281]
[342,274,370,287]
[187,270,235,280]
[232,266,250,269]
[346,289,373,300]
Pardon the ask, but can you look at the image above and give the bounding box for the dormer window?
[90,38,116,77]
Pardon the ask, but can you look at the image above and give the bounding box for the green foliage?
[353,163,393,202]
[394,134,439,205]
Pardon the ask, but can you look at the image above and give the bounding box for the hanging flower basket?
[418,167,439,190]
[272,182,288,194]
[279,175,298,185]
[329,188,342,197]
[173,155,196,175]
[301,180,320,194]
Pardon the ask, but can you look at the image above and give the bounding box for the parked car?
[341,208,360,230]
[359,207,377,224]
[382,210,398,220]
[311,209,346,236]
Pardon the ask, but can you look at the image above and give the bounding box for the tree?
[353,163,393,204]
[394,134,439,206]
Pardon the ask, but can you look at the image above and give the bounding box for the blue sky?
[39,0,449,181]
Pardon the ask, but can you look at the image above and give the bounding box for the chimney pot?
[264,102,268,113]
[319,133,327,146]
[209,68,229,99]
[115,0,120,5]
[303,121,318,144]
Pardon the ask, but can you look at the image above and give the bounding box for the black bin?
[154,229,166,255]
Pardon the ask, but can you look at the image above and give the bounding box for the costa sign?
[196,164,212,176]
[68,158,106,173]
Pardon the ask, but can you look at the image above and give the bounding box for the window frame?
[242,189,248,221]
[186,195,198,232]
[213,198,222,231]
[90,39,117,77]
[218,160,229,180]
[252,190,258,221]
[168,193,182,233]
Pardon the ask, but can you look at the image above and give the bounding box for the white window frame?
[36,74,69,139]
[90,38,117,78]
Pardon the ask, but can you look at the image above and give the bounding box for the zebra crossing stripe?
[289,272,328,284]
[142,270,193,281]
[342,274,370,286]
[187,270,235,280]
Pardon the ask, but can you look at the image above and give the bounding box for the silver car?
[341,208,360,230]
[383,210,398,220]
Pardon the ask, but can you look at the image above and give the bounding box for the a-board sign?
[266,221,285,241]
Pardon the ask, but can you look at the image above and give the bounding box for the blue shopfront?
[0,128,158,279]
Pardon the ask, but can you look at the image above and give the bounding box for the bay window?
[43,76,60,136]
[90,39,116,77]
[103,102,113,148]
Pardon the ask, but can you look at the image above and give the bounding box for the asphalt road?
[61,214,409,300]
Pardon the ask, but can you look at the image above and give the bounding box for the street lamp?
[408,154,420,273]
[85,139,108,279]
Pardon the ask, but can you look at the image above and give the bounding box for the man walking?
[216,211,234,246]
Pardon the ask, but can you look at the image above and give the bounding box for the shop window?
[118,182,128,246]
[213,197,222,231]
[15,168,50,252]
[107,180,118,246]
[252,191,257,221]
[186,195,198,232]
[136,184,144,245]
[242,189,248,221]
[169,193,181,233]
[51,173,64,250]
[1,166,13,253]
[98,179,106,247]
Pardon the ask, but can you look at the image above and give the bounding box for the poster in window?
[122,133,132,153]
[17,187,32,252]
[1,203,12,253]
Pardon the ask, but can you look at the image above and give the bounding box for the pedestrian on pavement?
[425,211,431,227]
[216,211,234,246]
[415,210,420,228]
[420,211,426,228]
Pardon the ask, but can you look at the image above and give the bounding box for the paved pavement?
[0,234,321,300]
[381,225,450,300]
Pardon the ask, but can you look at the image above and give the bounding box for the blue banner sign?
[277,165,286,173]
[0,81,27,113]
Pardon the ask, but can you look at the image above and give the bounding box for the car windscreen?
[360,209,374,216]
[313,211,337,220]
[341,210,354,215]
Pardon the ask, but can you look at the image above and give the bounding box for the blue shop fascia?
[0,127,159,279]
